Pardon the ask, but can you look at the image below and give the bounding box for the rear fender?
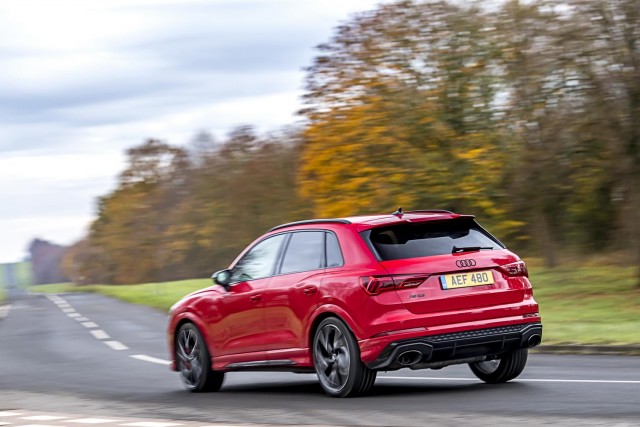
[307,304,364,348]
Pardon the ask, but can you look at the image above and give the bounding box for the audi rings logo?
[456,259,476,268]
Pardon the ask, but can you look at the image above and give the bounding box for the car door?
[263,230,331,356]
[210,233,286,359]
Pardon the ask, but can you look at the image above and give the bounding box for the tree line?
[63,0,640,285]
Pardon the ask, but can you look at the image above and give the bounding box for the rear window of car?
[361,218,504,261]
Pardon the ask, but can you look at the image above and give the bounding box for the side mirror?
[212,269,232,289]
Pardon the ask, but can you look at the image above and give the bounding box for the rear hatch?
[360,217,528,314]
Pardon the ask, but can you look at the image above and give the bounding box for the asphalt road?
[1,292,639,426]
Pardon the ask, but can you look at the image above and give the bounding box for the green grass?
[32,265,640,346]
[530,265,639,345]
[0,286,5,303]
[32,279,211,311]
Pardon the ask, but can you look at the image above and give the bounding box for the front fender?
[168,310,215,371]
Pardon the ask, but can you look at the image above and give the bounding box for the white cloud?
[0,0,389,263]
[0,153,122,183]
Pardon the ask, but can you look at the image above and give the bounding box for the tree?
[300,0,517,236]
[29,239,69,284]
[87,139,191,284]
[567,0,640,284]
[75,129,311,284]
[61,239,111,285]
[184,127,312,272]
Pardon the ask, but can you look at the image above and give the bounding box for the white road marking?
[379,376,640,384]
[130,355,172,366]
[82,322,98,328]
[75,317,90,322]
[21,415,68,421]
[0,412,253,427]
[67,313,81,318]
[104,341,128,351]
[90,330,110,340]
[519,378,640,384]
[121,422,182,427]
[0,304,11,319]
[55,303,70,308]
[62,308,76,313]
[0,411,25,417]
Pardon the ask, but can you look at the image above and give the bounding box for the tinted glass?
[325,232,344,268]
[365,219,502,261]
[280,231,325,274]
[232,234,286,282]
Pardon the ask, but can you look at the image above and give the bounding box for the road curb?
[533,344,640,356]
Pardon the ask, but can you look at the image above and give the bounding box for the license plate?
[440,270,494,290]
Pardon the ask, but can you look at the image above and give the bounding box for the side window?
[325,232,344,268]
[280,231,325,274]
[232,234,286,282]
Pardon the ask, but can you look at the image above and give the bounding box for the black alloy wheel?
[312,317,377,397]
[469,348,529,383]
[176,323,224,392]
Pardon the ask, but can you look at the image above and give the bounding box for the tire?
[175,323,225,392]
[469,348,528,383]
[312,317,377,397]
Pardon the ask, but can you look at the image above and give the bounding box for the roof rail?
[404,209,454,214]
[268,219,351,232]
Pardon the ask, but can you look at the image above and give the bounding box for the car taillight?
[360,276,396,295]
[499,261,529,277]
[396,278,425,288]
[359,276,426,295]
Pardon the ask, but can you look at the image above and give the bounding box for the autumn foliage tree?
[63,130,309,284]
[299,1,518,238]
[65,0,640,285]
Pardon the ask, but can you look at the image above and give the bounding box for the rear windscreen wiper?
[452,245,494,254]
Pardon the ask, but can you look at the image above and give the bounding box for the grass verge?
[32,279,210,312]
[530,265,639,345]
[32,265,640,345]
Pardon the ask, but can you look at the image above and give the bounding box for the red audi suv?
[168,209,542,397]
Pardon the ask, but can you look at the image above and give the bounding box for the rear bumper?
[365,322,542,370]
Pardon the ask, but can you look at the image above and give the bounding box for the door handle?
[303,286,317,296]
[250,294,262,302]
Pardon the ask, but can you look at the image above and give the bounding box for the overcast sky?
[0,0,388,263]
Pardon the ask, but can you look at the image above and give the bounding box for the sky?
[0,0,388,263]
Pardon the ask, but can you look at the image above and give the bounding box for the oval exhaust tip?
[397,350,422,366]
[528,334,541,347]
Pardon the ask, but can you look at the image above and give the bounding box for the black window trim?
[274,232,293,275]
[360,229,383,261]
